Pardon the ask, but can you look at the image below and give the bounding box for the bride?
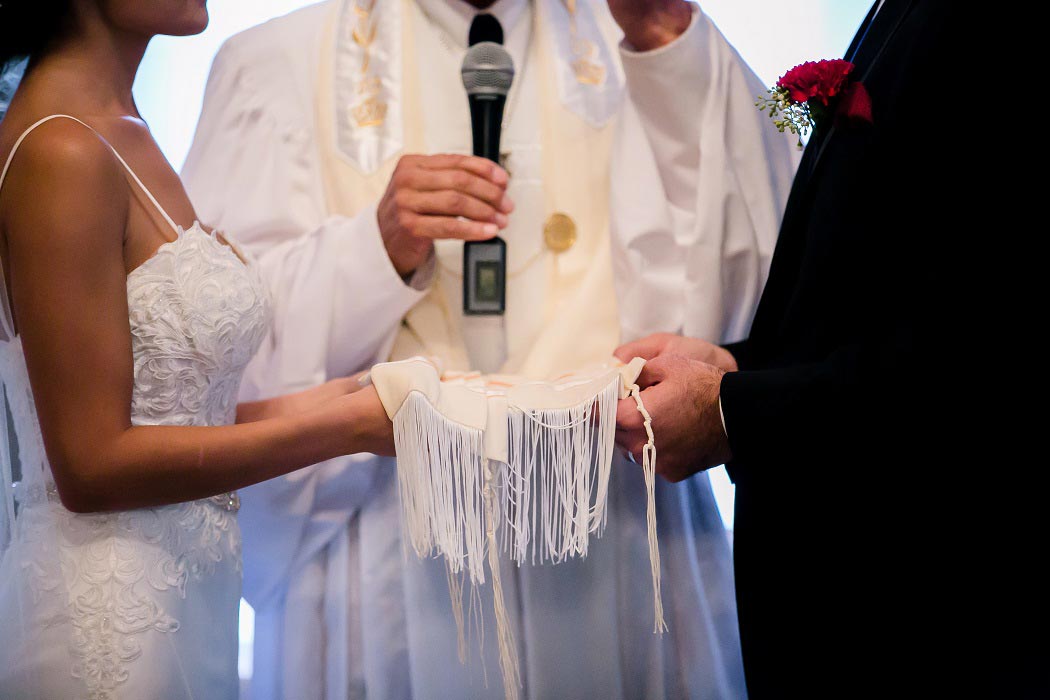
[0,1,420,698]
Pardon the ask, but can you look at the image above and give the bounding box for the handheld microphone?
[461,41,514,316]
[461,41,514,164]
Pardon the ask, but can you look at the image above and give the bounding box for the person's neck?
[462,0,498,9]
[31,19,150,118]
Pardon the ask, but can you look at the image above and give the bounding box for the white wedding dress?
[0,115,271,699]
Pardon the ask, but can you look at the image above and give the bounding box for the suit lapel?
[803,0,917,184]
[748,0,918,345]
[850,0,916,73]
[845,0,882,62]
[779,1,896,204]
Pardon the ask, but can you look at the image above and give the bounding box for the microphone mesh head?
[461,42,515,97]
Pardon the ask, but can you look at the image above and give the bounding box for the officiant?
[182,1,798,698]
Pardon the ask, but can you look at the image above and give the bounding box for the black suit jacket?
[716,2,977,695]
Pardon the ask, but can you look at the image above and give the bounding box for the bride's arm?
[2,120,393,515]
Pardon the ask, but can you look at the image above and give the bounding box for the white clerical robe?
[182,2,799,699]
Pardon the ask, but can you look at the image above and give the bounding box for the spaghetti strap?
[0,114,181,234]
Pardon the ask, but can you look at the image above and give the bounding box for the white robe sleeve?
[611,6,801,345]
[183,38,429,392]
[181,32,423,607]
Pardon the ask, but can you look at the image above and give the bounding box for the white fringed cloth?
[369,357,665,700]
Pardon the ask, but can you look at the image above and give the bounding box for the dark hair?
[0,0,76,68]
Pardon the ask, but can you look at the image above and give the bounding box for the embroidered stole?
[315,0,621,378]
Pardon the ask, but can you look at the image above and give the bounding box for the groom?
[615,1,973,695]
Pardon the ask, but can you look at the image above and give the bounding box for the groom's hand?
[615,333,738,372]
[615,354,730,482]
[606,0,693,52]
[378,154,514,277]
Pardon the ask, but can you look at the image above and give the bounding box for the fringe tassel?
[627,384,668,634]
[502,378,619,566]
[390,376,664,700]
[484,459,521,700]
[394,392,487,585]
[445,565,468,664]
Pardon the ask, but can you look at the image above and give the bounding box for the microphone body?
[469,95,507,163]
[461,41,515,317]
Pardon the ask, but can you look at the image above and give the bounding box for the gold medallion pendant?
[544,213,577,253]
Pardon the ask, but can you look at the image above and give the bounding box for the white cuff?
[718,395,728,439]
[619,4,701,58]
[336,201,431,306]
[619,4,706,117]
[407,249,437,291]
[355,203,424,297]
[619,5,707,125]
[324,205,430,376]
[362,204,435,293]
[619,5,709,212]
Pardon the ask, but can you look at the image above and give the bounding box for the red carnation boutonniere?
[757,59,873,148]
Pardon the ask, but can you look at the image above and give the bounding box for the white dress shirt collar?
[413,0,529,50]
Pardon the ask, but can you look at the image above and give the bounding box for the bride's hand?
[236,372,374,424]
[335,385,395,457]
[325,372,370,396]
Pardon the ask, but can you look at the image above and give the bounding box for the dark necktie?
[469,13,504,46]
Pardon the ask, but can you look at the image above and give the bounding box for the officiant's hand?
[615,354,730,482]
[615,333,738,372]
[606,0,693,52]
[378,154,514,277]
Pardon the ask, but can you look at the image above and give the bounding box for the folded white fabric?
[369,357,662,700]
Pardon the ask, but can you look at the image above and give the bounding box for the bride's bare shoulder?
[0,113,128,247]
[1,114,124,201]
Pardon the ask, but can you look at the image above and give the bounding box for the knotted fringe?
[445,566,468,664]
[484,459,521,700]
[627,384,668,634]
[391,376,665,699]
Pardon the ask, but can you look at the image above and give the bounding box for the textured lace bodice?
[2,223,271,499]
[127,224,270,428]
